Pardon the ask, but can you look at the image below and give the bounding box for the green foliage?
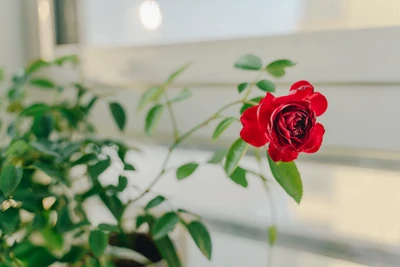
[237,82,249,93]
[0,164,23,196]
[167,63,191,84]
[155,236,182,267]
[151,212,180,240]
[171,88,192,103]
[89,230,108,257]
[228,166,248,188]
[240,96,263,114]
[234,54,262,70]
[109,102,126,131]
[256,80,276,92]
[176,162,199,180]
[137,87,164,111]
[224,138,249,176]
[186,221,212,260]
[268,225,278,245]
[267,154,303,204]
[30,78,56,89]
[145,195,166,210]
[266,59,296,78]
[145,104,164,136]
[207,149,226,164]
[212,117,236,140]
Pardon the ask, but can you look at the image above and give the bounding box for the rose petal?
[290,80,314,92]
[268,143,299,162]
[257,92,275,130]
[273,88,314,105]
[240,105,269,147]
[304,123,325,153]
[309,92,328,116]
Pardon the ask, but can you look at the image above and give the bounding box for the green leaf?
[145,104,164,136]
[30,78,56,89]
[33,162,68,185]
[237,82,249,93]
[89,230,108,257]
[31,142,60,157]
[240,96,263,114]
[186,221,212,260]
[61,143,81,159]
[60,246,87,263]
[229,166,248,188]
[0,207,20,232]
[71,153,97,166]
[155,236,182,267]
[32,113,54,139]
[266,59,296,78]
[234,54,262,70]
[268,225,277,245]
[88,159,111,179]
[25,59,50,74]
[85,96,98,113]
[5,140,29,157]
[137,87,164,111]
[109,102,126,131]
[267,154,303,204]
[212,117,236,140]
[207,149,226,164]
[54,55,79,66]
[256,80,276,92]
[224,138,249,176]
[41,228,64,250]
[145,195,166,210]
[136,214,155,228]
[152,212,180,240]
[97,223,120,233]
[176,162,199,180]
[167,63,191,84]
[171,88,192,103]
[124,163,135,171]
[0,165,23,197]
[20,103,51,116]
[116,176,128,192]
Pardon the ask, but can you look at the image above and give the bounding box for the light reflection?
[139,0,162,30]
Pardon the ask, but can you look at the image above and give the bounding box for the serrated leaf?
[89,230,108,257]
[266,59,296,78]
[109,102,126,131]
[20,103,51,116]
[256,80,276,92]
[267,154,303,204]
[171,88,192,103]
[167,63,191,84]
[207,149,226,164]
[268,225,277,245]
[0,165,23,197]
[30,78,56,89]
[137,87,164,111]
[224,138,249,176]
[176,162,199,180]
[228,166,248,188]
[145,195,166,210]
[152,212,180,240]
[240,96,263,114]
[234,54,262,70]
[155,236,181,267]
[212,117,236,140]
[237,82,249,93]
[145,104,164,136]
[186,221,212,260]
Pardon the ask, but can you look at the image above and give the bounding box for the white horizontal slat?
[82,27,400,87]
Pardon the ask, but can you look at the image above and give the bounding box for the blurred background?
[1,0,400,266]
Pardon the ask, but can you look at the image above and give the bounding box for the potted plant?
[0,54,327,266]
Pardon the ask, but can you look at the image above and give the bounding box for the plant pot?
[109,232,163,267]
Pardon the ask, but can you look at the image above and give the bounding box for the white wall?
[0,0,26,71]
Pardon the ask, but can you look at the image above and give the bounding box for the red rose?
[240,80,327,162]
